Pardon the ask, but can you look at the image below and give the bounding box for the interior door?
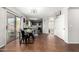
[49,19,54,34]
[7,12,16,43]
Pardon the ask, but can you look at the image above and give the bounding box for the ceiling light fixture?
[26,7,43,14]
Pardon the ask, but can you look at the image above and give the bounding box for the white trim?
[67,42,79,44]
[54,34,68,44]
[64,40,68,44]
[0,44,5,48]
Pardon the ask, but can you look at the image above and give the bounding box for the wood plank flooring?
[0,34,79,52]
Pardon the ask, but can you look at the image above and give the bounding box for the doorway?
[48,18,54,34]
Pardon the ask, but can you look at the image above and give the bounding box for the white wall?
[0,8,7,48]
[68,8,79,43]
[54,8,68,43]
[54,15,65,39]
[43,18,49,34]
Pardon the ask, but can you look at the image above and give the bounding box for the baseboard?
[0,44,5,48]
[54,35,68,44]
[64,40,69,44]
[67,42,79,44]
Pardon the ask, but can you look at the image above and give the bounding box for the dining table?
[24,28,34,44]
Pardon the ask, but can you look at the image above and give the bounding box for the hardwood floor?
[68,44,79,52]
[0,34,79,52]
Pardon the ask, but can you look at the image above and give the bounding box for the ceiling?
[15,7,63,18]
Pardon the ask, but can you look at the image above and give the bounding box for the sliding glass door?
[6,12,16,43]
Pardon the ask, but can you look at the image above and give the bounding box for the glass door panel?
[7,12,16,43]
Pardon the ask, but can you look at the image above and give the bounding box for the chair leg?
[25,38,27,44]
[20,39,22,45]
